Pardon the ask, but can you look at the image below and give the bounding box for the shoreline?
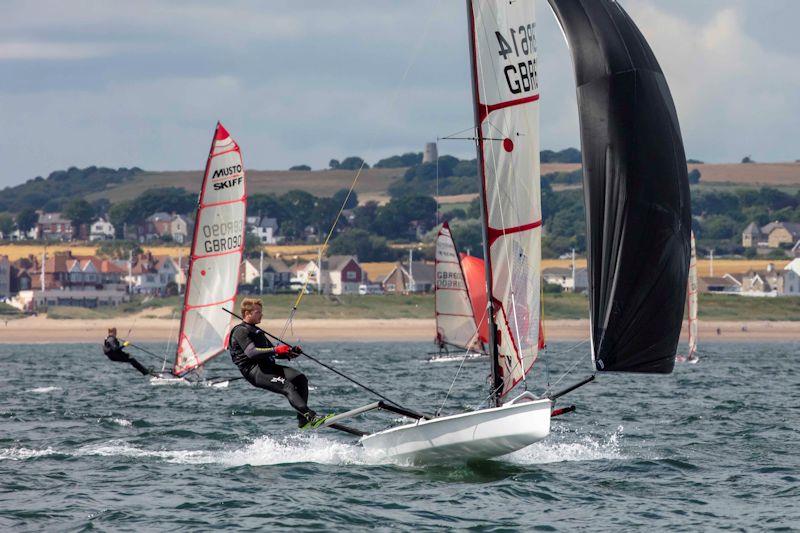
[1,315,798,344]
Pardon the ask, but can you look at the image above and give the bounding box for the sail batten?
[468,0,542,400]
[174,122,247,376]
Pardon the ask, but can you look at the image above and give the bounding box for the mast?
[466,0,502,406]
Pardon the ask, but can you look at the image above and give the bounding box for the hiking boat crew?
[102,328,151,376]
[229,298,329,428]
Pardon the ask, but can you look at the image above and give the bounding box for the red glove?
[275,344,291,355]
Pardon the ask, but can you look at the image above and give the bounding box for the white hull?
[360,396,551,463]
[149,374,230,388]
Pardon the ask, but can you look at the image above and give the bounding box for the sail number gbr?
[200,220,243,254]
[495,23,538,95]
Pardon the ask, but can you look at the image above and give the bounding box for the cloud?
[0,1,798,188]
[0,41,116,60]
[626,1,800,162]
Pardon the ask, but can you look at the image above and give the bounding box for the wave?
[26,386,62,393]
[68,435,391,467]
[0,447,60,461]
[505,425,625,464]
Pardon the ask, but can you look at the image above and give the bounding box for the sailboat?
[677,232,699,363]
[329,0,553,462]
[319,0,690,462]
[433,221,488,358]
[152,122,247,385]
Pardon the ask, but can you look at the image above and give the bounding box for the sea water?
[0,341,798,531]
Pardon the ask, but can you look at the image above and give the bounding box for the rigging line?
[541,282,550,389]
[280,4,440,335]
[543,348,592,397]
[440,136,506,141]
[435,345,474,417]
[436,141,440,225]
[126,342,173,367]
[224,308,413,412]
[546,338,589,356]
[163,309,177,373]
[439,123,479,140]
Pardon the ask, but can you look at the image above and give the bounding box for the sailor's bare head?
[240,298,263,324]
[108,327,117,335]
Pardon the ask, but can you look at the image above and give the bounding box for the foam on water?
[213,434,390,467]
[149,376,190,387]
[506,425,625,465]
[72,435,392,467]
[77,440,213,463]
[111,418,132,427]
[0,447,59,460]
[26,386,61,393]
[427,353,485,364]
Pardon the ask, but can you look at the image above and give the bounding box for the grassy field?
[83,168,407,204]
[72,162,800,208]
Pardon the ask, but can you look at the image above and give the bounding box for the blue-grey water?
[1,340,798,531]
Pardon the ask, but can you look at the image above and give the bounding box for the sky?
[1,0,798,189]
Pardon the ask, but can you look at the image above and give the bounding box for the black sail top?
[547,0,692,373]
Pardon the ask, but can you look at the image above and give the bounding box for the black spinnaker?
[547,0,692,373]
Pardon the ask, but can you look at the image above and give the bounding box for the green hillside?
[84,168,407,204]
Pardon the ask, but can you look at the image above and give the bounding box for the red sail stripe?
[487,219,542,247]
[477,94,540,123]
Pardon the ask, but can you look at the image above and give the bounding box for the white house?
[125,253,179,295]
[247,216,279,244]
[170,215,191,244]
[542,267,588,292]
[325,255,364,295]
[89,217,116,241]
[784,259,800,296]
[291,256,364,295]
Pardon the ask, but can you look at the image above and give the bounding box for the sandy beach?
[1,313,798,344]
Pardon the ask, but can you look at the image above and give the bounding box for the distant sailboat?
[433,221,487,358]
[154,122,247,384]
[678,232,699,363]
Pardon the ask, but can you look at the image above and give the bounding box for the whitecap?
[74,435,396,467]
[0,447,59,461]
[504,425,625,464]
[213,433,391,467]
[111,418,132,427]
[26,386,62,393]
[76,440,213,464]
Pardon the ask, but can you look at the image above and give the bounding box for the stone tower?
[422,142,438,164]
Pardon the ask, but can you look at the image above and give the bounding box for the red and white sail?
[435,222,484,352]
[460,253,489,348]
[468,0,542,398]
[686,232,698,359]
[174,122,247,375]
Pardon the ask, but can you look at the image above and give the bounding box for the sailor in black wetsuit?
[229,298,321,428]
[103,328,151,376]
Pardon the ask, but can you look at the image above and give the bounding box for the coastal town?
[1,207,800,315]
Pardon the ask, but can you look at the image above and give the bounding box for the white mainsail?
[469,0,542,398]
[435,221,482,352]
[174,122,247,375]
[686,231,698,359]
